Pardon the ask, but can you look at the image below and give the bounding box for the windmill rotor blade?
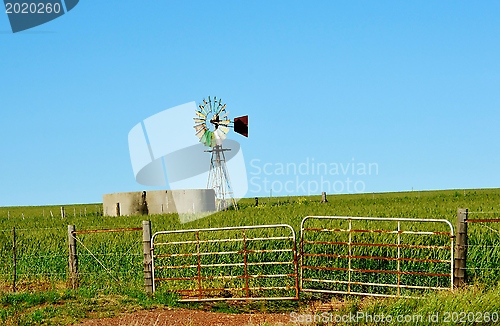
[194,124,205,132]
[195,110,206,119]
[216,102,225,115]
[220,110,229,119]
[201,130,212,146]
[215,128,227,140]
[213,129,220,142]
[209,131,214,145]
[211,132,217,147]
[198,104,207,115]
[215,104,225,116]
[202,131,209,145]
[196,127,207,139]
[194,118,205,124]
[219,126,230,134]
[214,129,226,145]
[214,128,223,138]
[205,130,216,147]
[218,119,231,125]
[196,126,207,135]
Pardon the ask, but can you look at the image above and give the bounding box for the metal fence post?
[142,220,153,294]
[454,208,468,288]
[68,225,78,289]
[12,227,16,292]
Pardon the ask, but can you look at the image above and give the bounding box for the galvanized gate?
[151,224,299,302]
[300,216,454,298]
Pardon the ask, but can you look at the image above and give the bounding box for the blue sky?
[1,1,499,206]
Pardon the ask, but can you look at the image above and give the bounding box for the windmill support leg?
[206,145,238,211]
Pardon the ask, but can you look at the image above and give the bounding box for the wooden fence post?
[321,192,328,203]
[454,208,468,288]
[68,225,78,289]
[12,227,16,292]
[61,206,65,218]
[142,220,153,294]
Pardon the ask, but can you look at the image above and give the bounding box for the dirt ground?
[75,308,293,326]
[74,300,346,326]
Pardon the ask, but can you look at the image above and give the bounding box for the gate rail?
[151,224,299,302]
[300,216,455,298]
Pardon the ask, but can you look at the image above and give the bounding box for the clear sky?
[1,1,499,206]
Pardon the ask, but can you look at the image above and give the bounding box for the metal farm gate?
[300,216,454,298]
[151,224,299,302]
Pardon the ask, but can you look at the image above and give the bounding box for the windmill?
[194,96,248,211]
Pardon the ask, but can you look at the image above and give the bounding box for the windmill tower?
[193,96,248,211]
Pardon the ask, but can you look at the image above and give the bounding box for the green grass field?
[1,188,500,325]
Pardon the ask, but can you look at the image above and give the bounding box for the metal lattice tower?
[206,145,237,211]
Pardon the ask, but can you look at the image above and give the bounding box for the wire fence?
[0,204,103,220]
[0,226,143,292]
[462,211,500,284]
[1,209,500,296]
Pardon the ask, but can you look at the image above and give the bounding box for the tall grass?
[0,189,499,295]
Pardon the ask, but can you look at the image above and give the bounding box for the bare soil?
[74,300,347,326]
[75,308,292,326]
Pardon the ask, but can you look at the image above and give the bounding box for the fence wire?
[2,210,500,296]
[0,226,143,292]
[462,212,500,282]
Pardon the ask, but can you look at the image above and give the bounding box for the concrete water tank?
[102,189,216,217]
